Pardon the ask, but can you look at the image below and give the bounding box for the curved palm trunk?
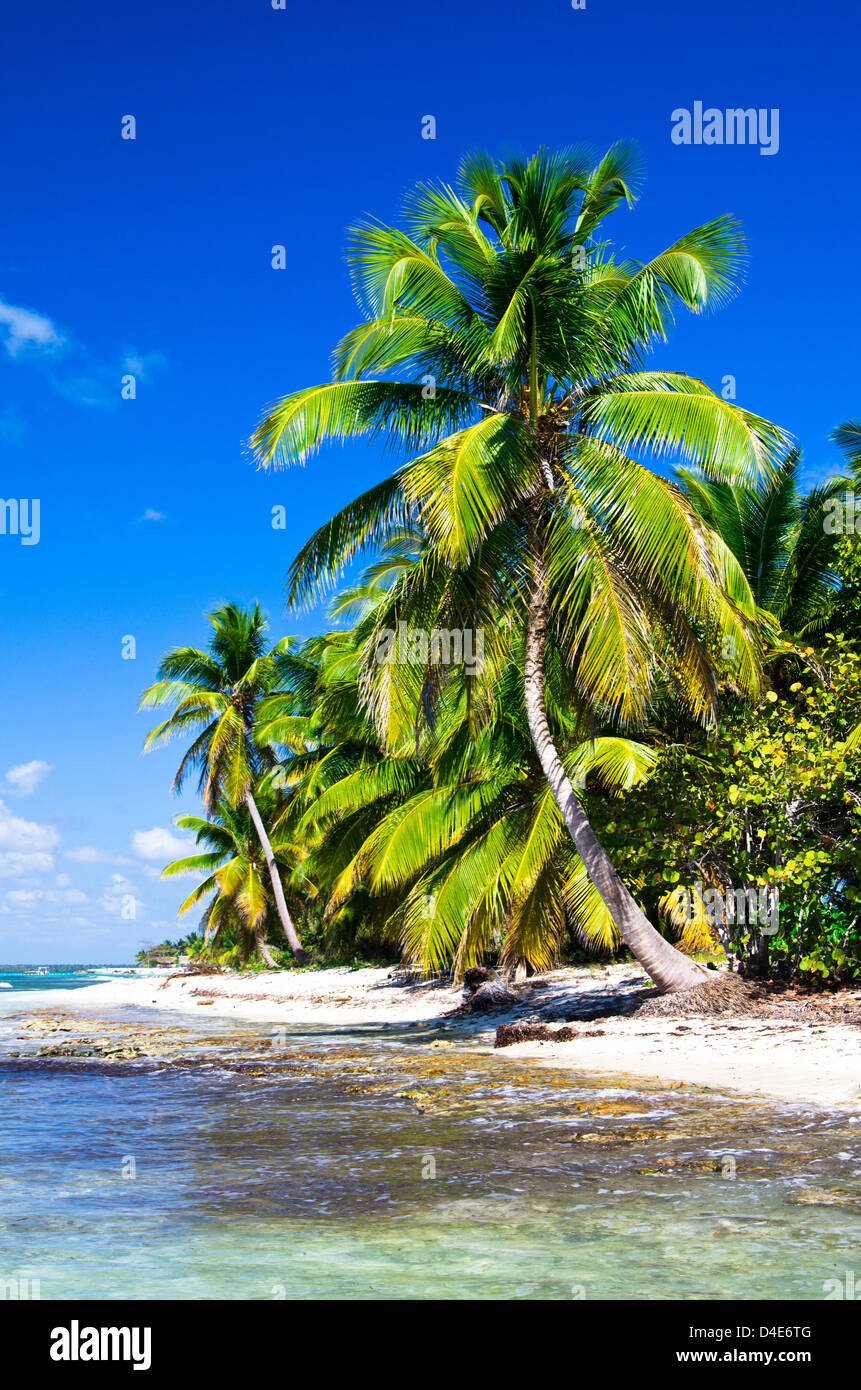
[252,920,280,969]
[524,506,707,994]
[244,791,309,965]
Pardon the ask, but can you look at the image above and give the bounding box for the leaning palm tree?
[676,450,847,636]
[266,537,657,973]
[162,803,289,967]
[250,144,789,992]
[140,603,309,963]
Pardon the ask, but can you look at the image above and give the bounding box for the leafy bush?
[590,637,861,984]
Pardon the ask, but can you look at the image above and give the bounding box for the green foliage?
[140,146,861,989]
[593,636,861,982]
[677,450,847,637]
[830,537,861,644]
[251,144,788,734]
[134,933,202,966]
[243,143,795,986]
[161,801,298,967]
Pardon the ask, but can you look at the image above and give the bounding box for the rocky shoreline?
[4,962,861,1107]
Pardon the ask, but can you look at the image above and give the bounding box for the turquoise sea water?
[0,966,149,995]
[1,969,861,1300]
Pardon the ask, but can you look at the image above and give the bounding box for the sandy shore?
[35,965,465,1026]
[500,1019,861,1108]
[11,964,861,1108]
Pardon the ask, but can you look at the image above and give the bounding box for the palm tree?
[308,663,662,976]
[140,603,309,963]
[261,538,660,974]
[676,450,847,637]
[832,421,861,472]
[250,145,789,992]
[162,803,290,967]
[252,578,429,955]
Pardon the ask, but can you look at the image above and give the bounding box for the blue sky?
[1,0,857,961]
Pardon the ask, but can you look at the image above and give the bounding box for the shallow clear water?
[1,982,860,1300]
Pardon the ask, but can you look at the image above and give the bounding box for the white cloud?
[5,887,89,911]
[0,295,163,411]
[138,508,166,523]
[53,888,89,905]
[0,297,65,358]
[6,889,40,909]
[132,827,189,861]
[65,845,133,866]
[107,872,134,890]
[98,872,143,917]
[4,759,53,797]
[123,350,166,382]
[0,799,59,855]
[0,851,55,878]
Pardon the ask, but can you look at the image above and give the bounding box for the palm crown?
[677,450,847,638]
[140,602,309,962]
[140,602,287,804]
[163,801,289,967]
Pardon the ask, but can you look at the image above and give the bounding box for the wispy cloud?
[0,291,164,409]
[123,350,165,383]
[4,759,53,797]
[0,851,55,878]
[98,871,143,917]
[0,297,65,358]
[138,508,166,523]
[65,845,133,866]
[5,886,89,911]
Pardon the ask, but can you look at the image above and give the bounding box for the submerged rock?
[787,1187,861,1209]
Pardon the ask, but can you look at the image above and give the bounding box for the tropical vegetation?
[141,144,861,992]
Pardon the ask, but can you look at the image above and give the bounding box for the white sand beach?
[19,963,861,1109]
[499,1018,861,1108]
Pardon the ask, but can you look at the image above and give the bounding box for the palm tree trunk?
[253,921,279,969]
[523,504,707,994]
[244,791,309,965]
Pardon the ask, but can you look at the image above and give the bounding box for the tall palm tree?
[140,603,309,963]
[676,450,847,636]
[250,145,789,992]
[162,803,289,967]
